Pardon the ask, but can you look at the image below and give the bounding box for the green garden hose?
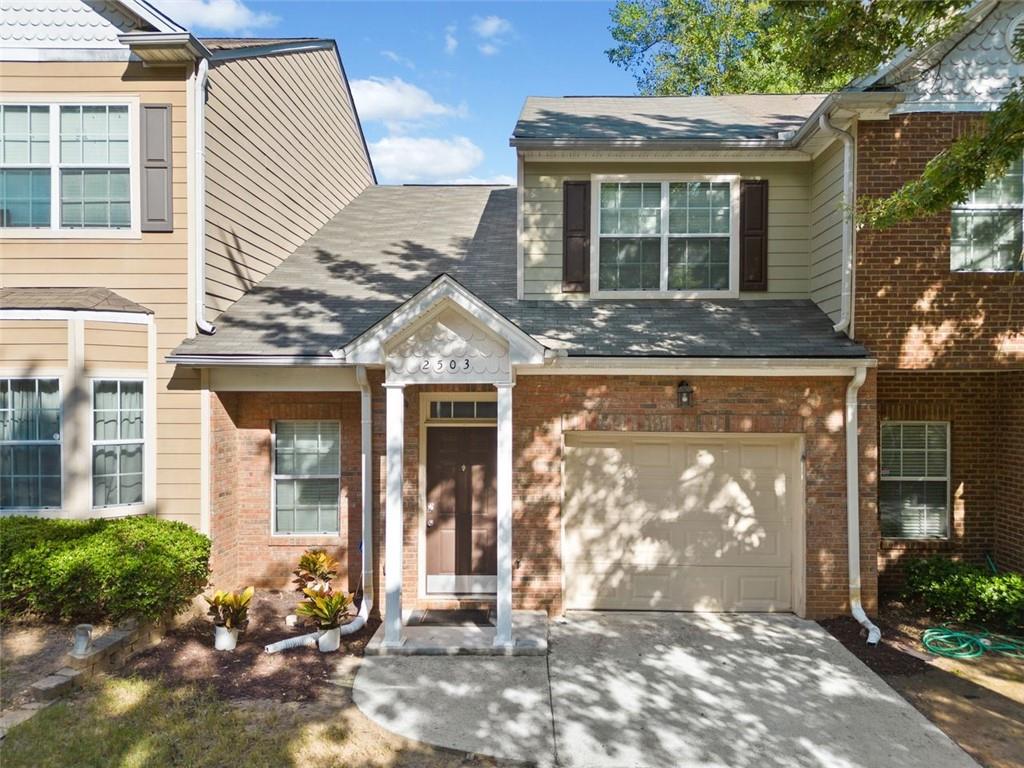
[921,627,1024,659]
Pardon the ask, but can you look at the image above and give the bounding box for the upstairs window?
[951,156,1023,272]
[595,177,737,296]
[0,101,133,233]
[0,378,62,511]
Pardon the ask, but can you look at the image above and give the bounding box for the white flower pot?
[318,626,341,653]
[214,625,239,651]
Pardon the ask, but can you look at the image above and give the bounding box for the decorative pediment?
[385,302,510,384]
[337,275,547,381]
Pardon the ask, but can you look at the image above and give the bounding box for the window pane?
[669,181,730,235]
[453,401,475,418]
[475,401,497,419]
[599,237,660,291]
[600,183,661,235]
[970,158,1023,206]
[951,210,1023,271]
[1,169,51,228]
[880,421,949,539]
[93,473,118,507]
[60,170,130,229]
[668,237,729,290]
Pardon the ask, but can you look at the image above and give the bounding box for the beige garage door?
[563,432,800,612]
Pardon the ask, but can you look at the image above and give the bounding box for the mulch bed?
[820,614,930,677]
[121,591,378,702]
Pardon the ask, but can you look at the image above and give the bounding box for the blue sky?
[159,1,637,183]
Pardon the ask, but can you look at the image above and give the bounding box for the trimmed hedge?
[1,516,210,623]
[904,556,1024,630]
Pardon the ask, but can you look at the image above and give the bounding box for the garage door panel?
[564,432,797,612]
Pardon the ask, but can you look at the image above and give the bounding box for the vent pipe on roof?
[193,57,216,336]
[817,113,855,336]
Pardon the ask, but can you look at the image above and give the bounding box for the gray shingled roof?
[512,95,828,143]
[1,287,153,314]
[171,185,867,361]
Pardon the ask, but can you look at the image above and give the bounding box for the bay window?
[0,101,134,233]
[273,421,340,535]
[880,422,950,539]
[951,155,1023,272]
[92,380,144,508]
[595,177,737,295]
[0,378,62,511]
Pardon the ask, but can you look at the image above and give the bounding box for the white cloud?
[472,15,513,39]
[477,43,500,56]
[368,136,484,184]
[444,25,458,55]
[446,174,515,185]
[350,77,464,131]
[161,0,277,33]
[381,50,415,69]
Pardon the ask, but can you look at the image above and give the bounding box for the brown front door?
[425,427,497,594]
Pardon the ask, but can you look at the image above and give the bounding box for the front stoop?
[364,610,548,656]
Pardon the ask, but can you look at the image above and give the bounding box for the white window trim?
[270,419,342,538]
[880,420,951,541]
[950,154,1024,273]
[589,173,741,299]
[0,94,141,240]
[0,376,64,513]
[90,377,146,511]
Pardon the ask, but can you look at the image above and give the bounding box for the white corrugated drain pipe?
[265,366,373,654]
[818,113,854,335]
[193,57,215,336]
[846,366,881,645]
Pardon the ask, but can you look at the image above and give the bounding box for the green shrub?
[904,556,1024,630]
[1,516,211,623]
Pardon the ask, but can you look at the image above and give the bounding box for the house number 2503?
[420,358,471,373]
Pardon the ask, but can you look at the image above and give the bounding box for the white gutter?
[846,365,881,645]
[817,113,855,335]
[193,57,215,335]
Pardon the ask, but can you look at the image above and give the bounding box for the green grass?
[1,677,339,768]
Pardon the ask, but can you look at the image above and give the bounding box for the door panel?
[563,433,798,612]
[425,426,497,594]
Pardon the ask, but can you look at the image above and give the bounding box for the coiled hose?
[921,627,1024,659]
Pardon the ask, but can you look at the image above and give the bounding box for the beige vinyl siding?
[0,60,200,527]
[522,161,810,299]
[203,47,374,316]
[0,320,68,369]
[809,140,845,322]
[84,321,148,370]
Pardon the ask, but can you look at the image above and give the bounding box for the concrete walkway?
[353,612,980,768]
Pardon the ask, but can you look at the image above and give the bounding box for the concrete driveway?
[353,612,979,768]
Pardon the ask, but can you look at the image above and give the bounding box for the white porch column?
[383,382,406,648]
[494,381,514,649]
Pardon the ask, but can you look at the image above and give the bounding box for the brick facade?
[857,112,1023,585]
[209,391,363,591]
[211,373,878,621]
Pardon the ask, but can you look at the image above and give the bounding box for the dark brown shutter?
[140,104,173,232]
[562,181,590,292]
[739,179,768,291]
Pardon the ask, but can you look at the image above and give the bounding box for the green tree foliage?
[607,0,1024,230]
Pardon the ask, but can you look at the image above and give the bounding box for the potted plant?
[295,588,352,652]
[292,549,340,594]
[205,586,254,651]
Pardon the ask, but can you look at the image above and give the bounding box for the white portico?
[338,276,546,651]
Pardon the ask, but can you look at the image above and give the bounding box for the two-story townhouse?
[0,1,374,561]
[846,0,1024,583]
[169,3,1021,652]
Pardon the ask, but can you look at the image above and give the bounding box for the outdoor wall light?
[677,381,694,408]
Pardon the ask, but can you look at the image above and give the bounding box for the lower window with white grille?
[272,420,340,535]
[879,421,950,539]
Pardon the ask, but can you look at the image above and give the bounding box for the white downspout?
[341,365,374,636]
[193,57,215,335]
[818,113,854,335]
[846,365,881,645]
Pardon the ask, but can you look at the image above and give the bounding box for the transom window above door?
[428,400,497,420]
[594,176,738,297]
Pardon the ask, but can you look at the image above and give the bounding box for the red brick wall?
[209,391,362,591]
[214,374,879,620]
[855,113,1024,370]
[995,370,1024,573]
